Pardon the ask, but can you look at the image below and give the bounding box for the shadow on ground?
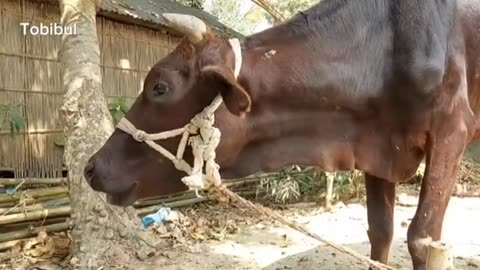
[261,240,480,270]
[138,196,480,270]
[136,239,480,270]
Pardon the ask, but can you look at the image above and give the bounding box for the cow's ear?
[201,65,251,116]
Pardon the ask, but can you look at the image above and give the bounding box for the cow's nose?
[84,159,95,184]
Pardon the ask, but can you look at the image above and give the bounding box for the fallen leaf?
[25,237,54,258]
[52,235,71,250]
[210,232,224,241]
[190,232,207,240]
[153,226,168,235]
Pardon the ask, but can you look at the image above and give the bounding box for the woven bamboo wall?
[0,0,181,178]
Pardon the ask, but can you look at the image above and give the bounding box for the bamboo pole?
[32,194,69,204]
[134,177,263,208]
[0,221,73,244]
[0,186,69,203]
[134,192,198,208]
[0,194,70,208]
[0,197,70,215]
[135,188,247,212]
[0,206,71,225]
[134,189,202,204]
[134,171,311,207]
[225,177,263,188]
[0,178,67,186]
[325,172,335,209]
[226,170,315,182]
[1,217,67,231]
[137,197,208,216]
[426,241,454,270]
[0,202,16,208]
[136,190,258,216]
[0,239,26,251]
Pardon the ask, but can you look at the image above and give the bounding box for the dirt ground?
[131,190,480,270]
[2,188,480,270]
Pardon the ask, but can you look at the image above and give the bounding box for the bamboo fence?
[0,0,181,178]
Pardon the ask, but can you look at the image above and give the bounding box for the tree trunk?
[59,1,157,269]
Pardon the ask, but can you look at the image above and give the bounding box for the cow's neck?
[220,39,358,178]
[236,27,367,133]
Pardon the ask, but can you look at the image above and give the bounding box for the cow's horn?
[162,13,207,44]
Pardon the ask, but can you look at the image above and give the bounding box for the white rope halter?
[116,38,243,195]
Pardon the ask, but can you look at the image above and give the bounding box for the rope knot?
[133,130,148,142]
[185,124,199,135]
[190,113,214,129]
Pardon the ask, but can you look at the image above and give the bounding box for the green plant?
[256,166,322,204]
[327,171,364,202]
[108,97,130,124]
[255,166,365,204]
[258,169,301,204]
[0,104,26,135]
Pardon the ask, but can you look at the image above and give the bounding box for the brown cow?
[84,0,480,269]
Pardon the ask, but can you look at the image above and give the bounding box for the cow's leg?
[365,173,396,265]
[407,126,468,269]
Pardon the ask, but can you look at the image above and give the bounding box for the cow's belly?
[221,115,426,182]
[354,124,426,182]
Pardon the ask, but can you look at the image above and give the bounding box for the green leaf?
[12,114,25,131]
[117,97,127,105]
[120,102,130,114]
[113,110,124,124]
[108,97,130,122]
[0,103,26,135]
[9,121,15,136]
[108,103,118,111]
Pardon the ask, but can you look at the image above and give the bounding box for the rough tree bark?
[59,0,156,269]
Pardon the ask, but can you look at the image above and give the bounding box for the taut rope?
[116,38,395,270]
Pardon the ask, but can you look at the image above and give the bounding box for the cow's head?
[84,14,252,206]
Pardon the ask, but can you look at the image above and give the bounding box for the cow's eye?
[153,82,169,96]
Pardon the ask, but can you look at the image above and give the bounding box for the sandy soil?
[135,194,480,270]
[3,190,480,270]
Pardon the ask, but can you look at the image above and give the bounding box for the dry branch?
[0,186,68,204]
[0,206,71,225]
[250,0,286,23]
[0,221,73,244]
[0,178,67,187]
